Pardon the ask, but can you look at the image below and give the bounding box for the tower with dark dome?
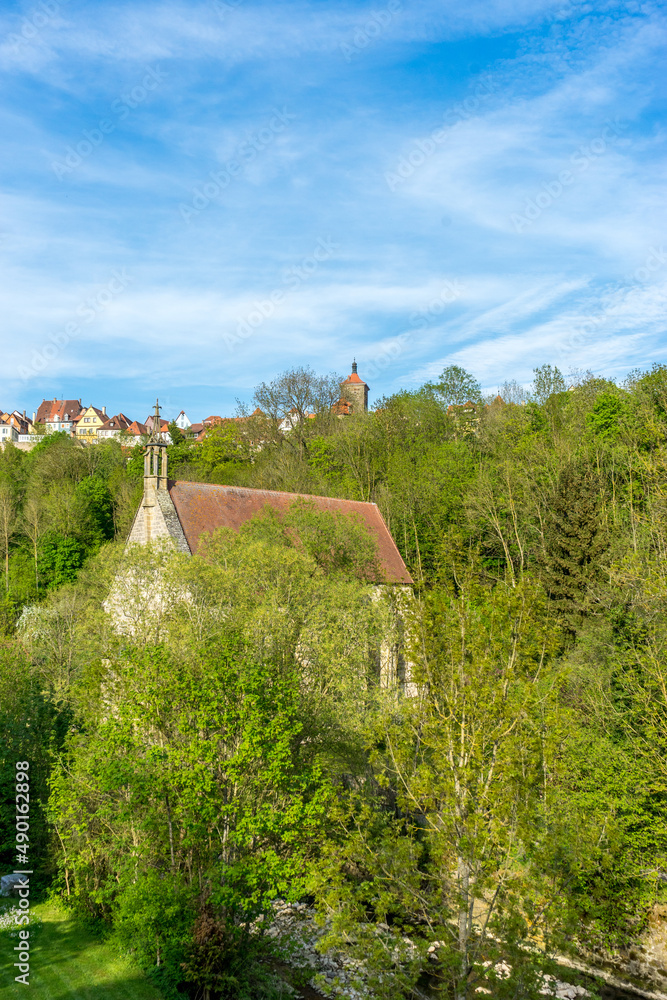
[340,360,369,414]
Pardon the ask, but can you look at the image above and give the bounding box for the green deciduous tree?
[22,495,46,595]
[426,364,482,406]
[49,506,389,995]
[51,639,335,992]
[196,420,252,481]
[0,642,69,887]
[250,365,344,459]
[532,364,566,405]
[0,484,18,590]
[586,391,630,440]
[310,577,586,999]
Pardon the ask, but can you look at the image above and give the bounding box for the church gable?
[127,486,190,553]
[126,401,190,554]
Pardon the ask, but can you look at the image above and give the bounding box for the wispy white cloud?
[0,0,665,416]
[404,277,667,391]
[0,0,574,76]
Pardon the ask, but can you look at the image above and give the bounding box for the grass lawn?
[0,900,165,999]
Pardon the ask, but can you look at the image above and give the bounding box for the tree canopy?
[2,360,667,996]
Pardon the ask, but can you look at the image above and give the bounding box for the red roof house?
[34,398,83,433]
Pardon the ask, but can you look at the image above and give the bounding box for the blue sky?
[0,0,665,422]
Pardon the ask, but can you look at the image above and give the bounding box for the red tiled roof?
[126,421,148,436]
[168,482,413,584]
[100,412,133,431]
[342,372,367,385]
[447,401,478,413]
[34,399,83,423]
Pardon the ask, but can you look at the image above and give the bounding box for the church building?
[128,401,412,587]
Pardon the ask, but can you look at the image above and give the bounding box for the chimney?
[22,410,25,419]
[32,412,36,423]
[102,405,106,415]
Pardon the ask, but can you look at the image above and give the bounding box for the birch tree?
[0,485,17,590]
[311,577,582,1000]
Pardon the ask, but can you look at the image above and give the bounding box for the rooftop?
[167,481,413,584]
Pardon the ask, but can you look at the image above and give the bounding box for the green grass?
[0,900,165,999]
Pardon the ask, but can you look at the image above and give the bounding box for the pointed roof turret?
[144,398,168,489]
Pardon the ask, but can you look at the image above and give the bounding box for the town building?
[3,359,371,451]
[74,405,107,441]
[144,411,171,441]
[0,410,36,449]
[279,408,316,432]
[0,414,19,446]
[34,398,83,434]
[98,413,133,440]
[125,420,149,441]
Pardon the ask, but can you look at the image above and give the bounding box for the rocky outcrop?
[576,904,667,996]
[260,900,592,999]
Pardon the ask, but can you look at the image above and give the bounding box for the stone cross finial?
[149,398,161,442]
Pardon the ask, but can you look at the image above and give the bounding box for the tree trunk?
[457,854,470,1000]
[165,795,175,871]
